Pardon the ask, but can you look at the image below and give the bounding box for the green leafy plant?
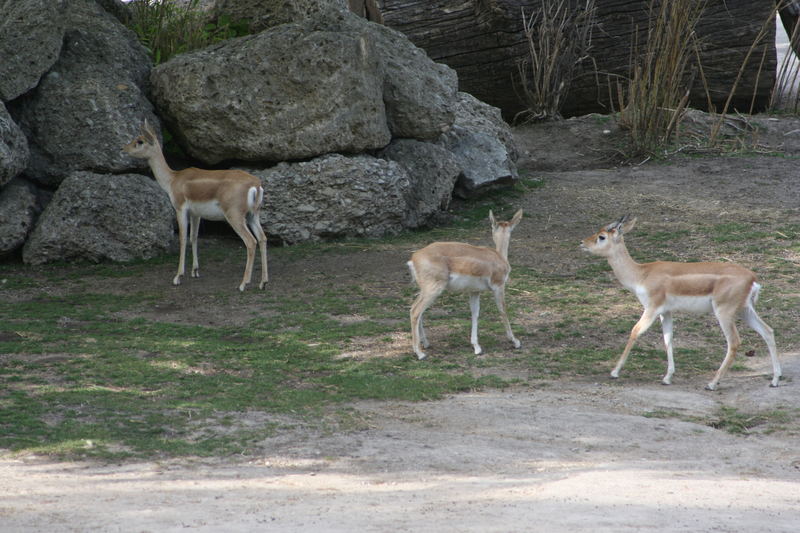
[127,0,249,64]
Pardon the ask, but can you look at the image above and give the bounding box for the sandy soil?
[3,117,800,532]
[2,374,799,532]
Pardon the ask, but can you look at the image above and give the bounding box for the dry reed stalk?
[617,0,705,157]
[771,1,800,113]
[709,3,779,144]
[514,0,596,122]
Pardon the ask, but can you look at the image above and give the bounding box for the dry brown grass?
[514,0,597,122]
[615,0,705,157]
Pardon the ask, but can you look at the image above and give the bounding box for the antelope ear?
[489,210,497,229]
[509,209,523,228]
[605,215,628,232]
[142,119,158,143]
[619,216,637,235]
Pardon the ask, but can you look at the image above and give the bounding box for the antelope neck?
[606,244,642,290]
[147,145,175,190]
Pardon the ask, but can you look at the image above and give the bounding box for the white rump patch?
[247,186,262,210]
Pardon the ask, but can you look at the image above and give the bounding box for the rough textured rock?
[362,20,457,140]
[22,172,176,265]
[212,0,347,31]
[0,178,40,256]
[9,0,155,186]
[151,9,458,164]
[382,0,776,119]
[95,0,131,24]
[378,139,460,227]
[441,128,518,198]
[0,0,66,102]
[450,92,519,162]
[438,92,519,197]
[151,24,390,165]
[0,103,28,188]
[245,155,410,244]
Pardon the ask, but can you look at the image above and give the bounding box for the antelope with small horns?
[408,209,523,359]
[123,120,268,291]
[581,215,780,390]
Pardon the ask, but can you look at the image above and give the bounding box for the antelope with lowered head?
[408,209,523,359]
[123,120,268,291]
[581,215,780,390]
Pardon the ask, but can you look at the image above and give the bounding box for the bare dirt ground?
[3,117,800,532]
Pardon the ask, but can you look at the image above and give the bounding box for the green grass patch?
[0,256,515,460]
[645,406,798,436]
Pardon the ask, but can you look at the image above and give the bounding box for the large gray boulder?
[0,103,28,188]
[9,0,155,186]
[22,172,176,265]
[450,92,518,162]
[378,139,460,227]
[245,154,410,244]
[364,21,457,140]
[151,25,391,165]
[0,178,40,256]
[438,92,519,197]
[0,0,66,102]
[150,9,457,163]
[305,10,458,139]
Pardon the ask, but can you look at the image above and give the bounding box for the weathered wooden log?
[382,0,776,120]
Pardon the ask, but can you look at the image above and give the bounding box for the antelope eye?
[598,235,606,241]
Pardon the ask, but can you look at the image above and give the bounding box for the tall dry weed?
[615,0,705,157]
[514,0,597,122]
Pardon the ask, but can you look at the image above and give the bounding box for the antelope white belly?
[188,200,226,221]
[665,294,714,313]
[447,273,490,292]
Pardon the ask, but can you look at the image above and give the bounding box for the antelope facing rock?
[123,120,268,291]
[581,215,781,390]
[408,209,523,359]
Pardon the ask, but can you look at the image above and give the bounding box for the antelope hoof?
[661,377,672,386]
[172,275,182,286]
[238,282,247,292]
[415,350,427,360]
[705,382,717,391]
[259,281,267,290]
[473,345,482,355]
[770,377,780,388]
[512,339,521,349]
[610,370,620,379]
[191,269,200,278]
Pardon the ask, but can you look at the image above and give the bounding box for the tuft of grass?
[644,406,798,436]
[709,407,795,435]
[127,0,250,64]
[514,0,597,122]
[615,0,704,158]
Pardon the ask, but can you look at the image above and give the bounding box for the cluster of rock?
[0,0,518,265]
